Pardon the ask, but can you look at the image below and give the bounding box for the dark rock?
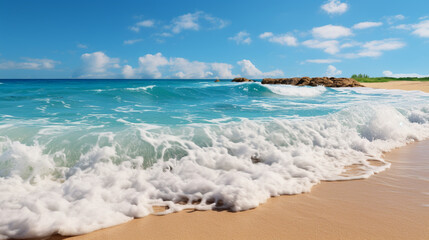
[261,77,363,87]
[232,77,255,82]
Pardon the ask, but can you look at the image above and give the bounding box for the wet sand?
[49,139,429,240]
[363,81,429,93]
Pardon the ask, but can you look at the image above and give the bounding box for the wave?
[0,104,428,239]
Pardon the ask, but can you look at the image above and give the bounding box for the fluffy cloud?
[343,39,405,58]
[79,51,120,78]
[123,39,143,45]
[237,59,283,78]
[302,39,340,54]
[358,39,405,57]
[121,53,235,79]
[129,20,155,32]
[312,25,352,39]
[229,31,251,44]
[170,11,228,34]
[411,20,429,38]
[353,21,383,29]
[305,59,341,64]
[0,58,59,70]
[259,32,298,46]
[383,70,429,78]
[325,65,342,77]
[321,0,348,15]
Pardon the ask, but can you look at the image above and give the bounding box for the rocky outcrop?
[261,77,363,87]
[232,77,255,82]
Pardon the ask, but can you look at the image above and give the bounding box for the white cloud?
[259,32,298,46]
[302,39,340,54]
[325,65,342,77]
[122,65,136,79]
[0,58,59,70]
[386,14,405,24]
[305,59,341,64]
[237,59,283,78]
[77,43,88,49]
[382,70,429,78]
[353,21,383,29]
[229,31,251,45]
[411,20,429,38]
[130,20,155,32]
[210,63,236,78]
[343,39,405,58]
[321,0,348,15]
[79,51,120,78]
[123,39,143,45]
[121,53,235,79]
[312,25,352,39]
[170,11,228,34]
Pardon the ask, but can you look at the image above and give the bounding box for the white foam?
[125,85,156,92]
[265,85,327,97]
[0,104,428,239]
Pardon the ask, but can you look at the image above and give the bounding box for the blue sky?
[0,0,428,79]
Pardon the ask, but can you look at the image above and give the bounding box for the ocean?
[0,79,428,239]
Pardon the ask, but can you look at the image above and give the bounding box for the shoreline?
[48,139,429,240]
[362,81,429,93]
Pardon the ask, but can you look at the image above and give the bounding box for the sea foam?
[0,103,428,239]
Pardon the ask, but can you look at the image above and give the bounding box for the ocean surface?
[0,79,429,239]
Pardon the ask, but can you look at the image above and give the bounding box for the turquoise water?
[0,79,428,239]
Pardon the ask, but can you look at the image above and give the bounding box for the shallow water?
[0,79,428,239]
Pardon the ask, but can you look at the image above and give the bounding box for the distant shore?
[362,81,429,93]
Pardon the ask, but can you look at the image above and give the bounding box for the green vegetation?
[350,74,429,83]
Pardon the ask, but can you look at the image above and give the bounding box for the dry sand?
[363,81,429,93]
[47,139,429,240]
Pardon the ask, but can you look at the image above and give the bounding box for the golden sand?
[363,81,429,93]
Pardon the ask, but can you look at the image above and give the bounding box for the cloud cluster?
[321,0,349,15]
[130,20,155,32]
[229,31,251,45]
[312,25,352,39]
[79,52,120,78]
[0,58,59,70]
[122,53,236,79]
[383,70,429,78]
[169,11,228,34]
[353,21,383,30]
[259,32,298,46]
[325,65,342,76]
[302,39,340,54]
[237,60,283,78]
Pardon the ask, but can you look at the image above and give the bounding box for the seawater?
[0,79,428,239]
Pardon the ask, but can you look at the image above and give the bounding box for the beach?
[41,82,429,240]
[363,81,429,93]
[50,139,429,240]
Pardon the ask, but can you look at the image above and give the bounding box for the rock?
[232,77,255,82]
[214,79,220,82]
[261,77,363,87]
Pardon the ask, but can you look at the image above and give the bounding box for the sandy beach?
[363,81,429,93]
[43,81,429,240]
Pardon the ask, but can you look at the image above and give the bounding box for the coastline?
[50,139,429,240]
[362,81,429,93]
[40,82,429,240]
